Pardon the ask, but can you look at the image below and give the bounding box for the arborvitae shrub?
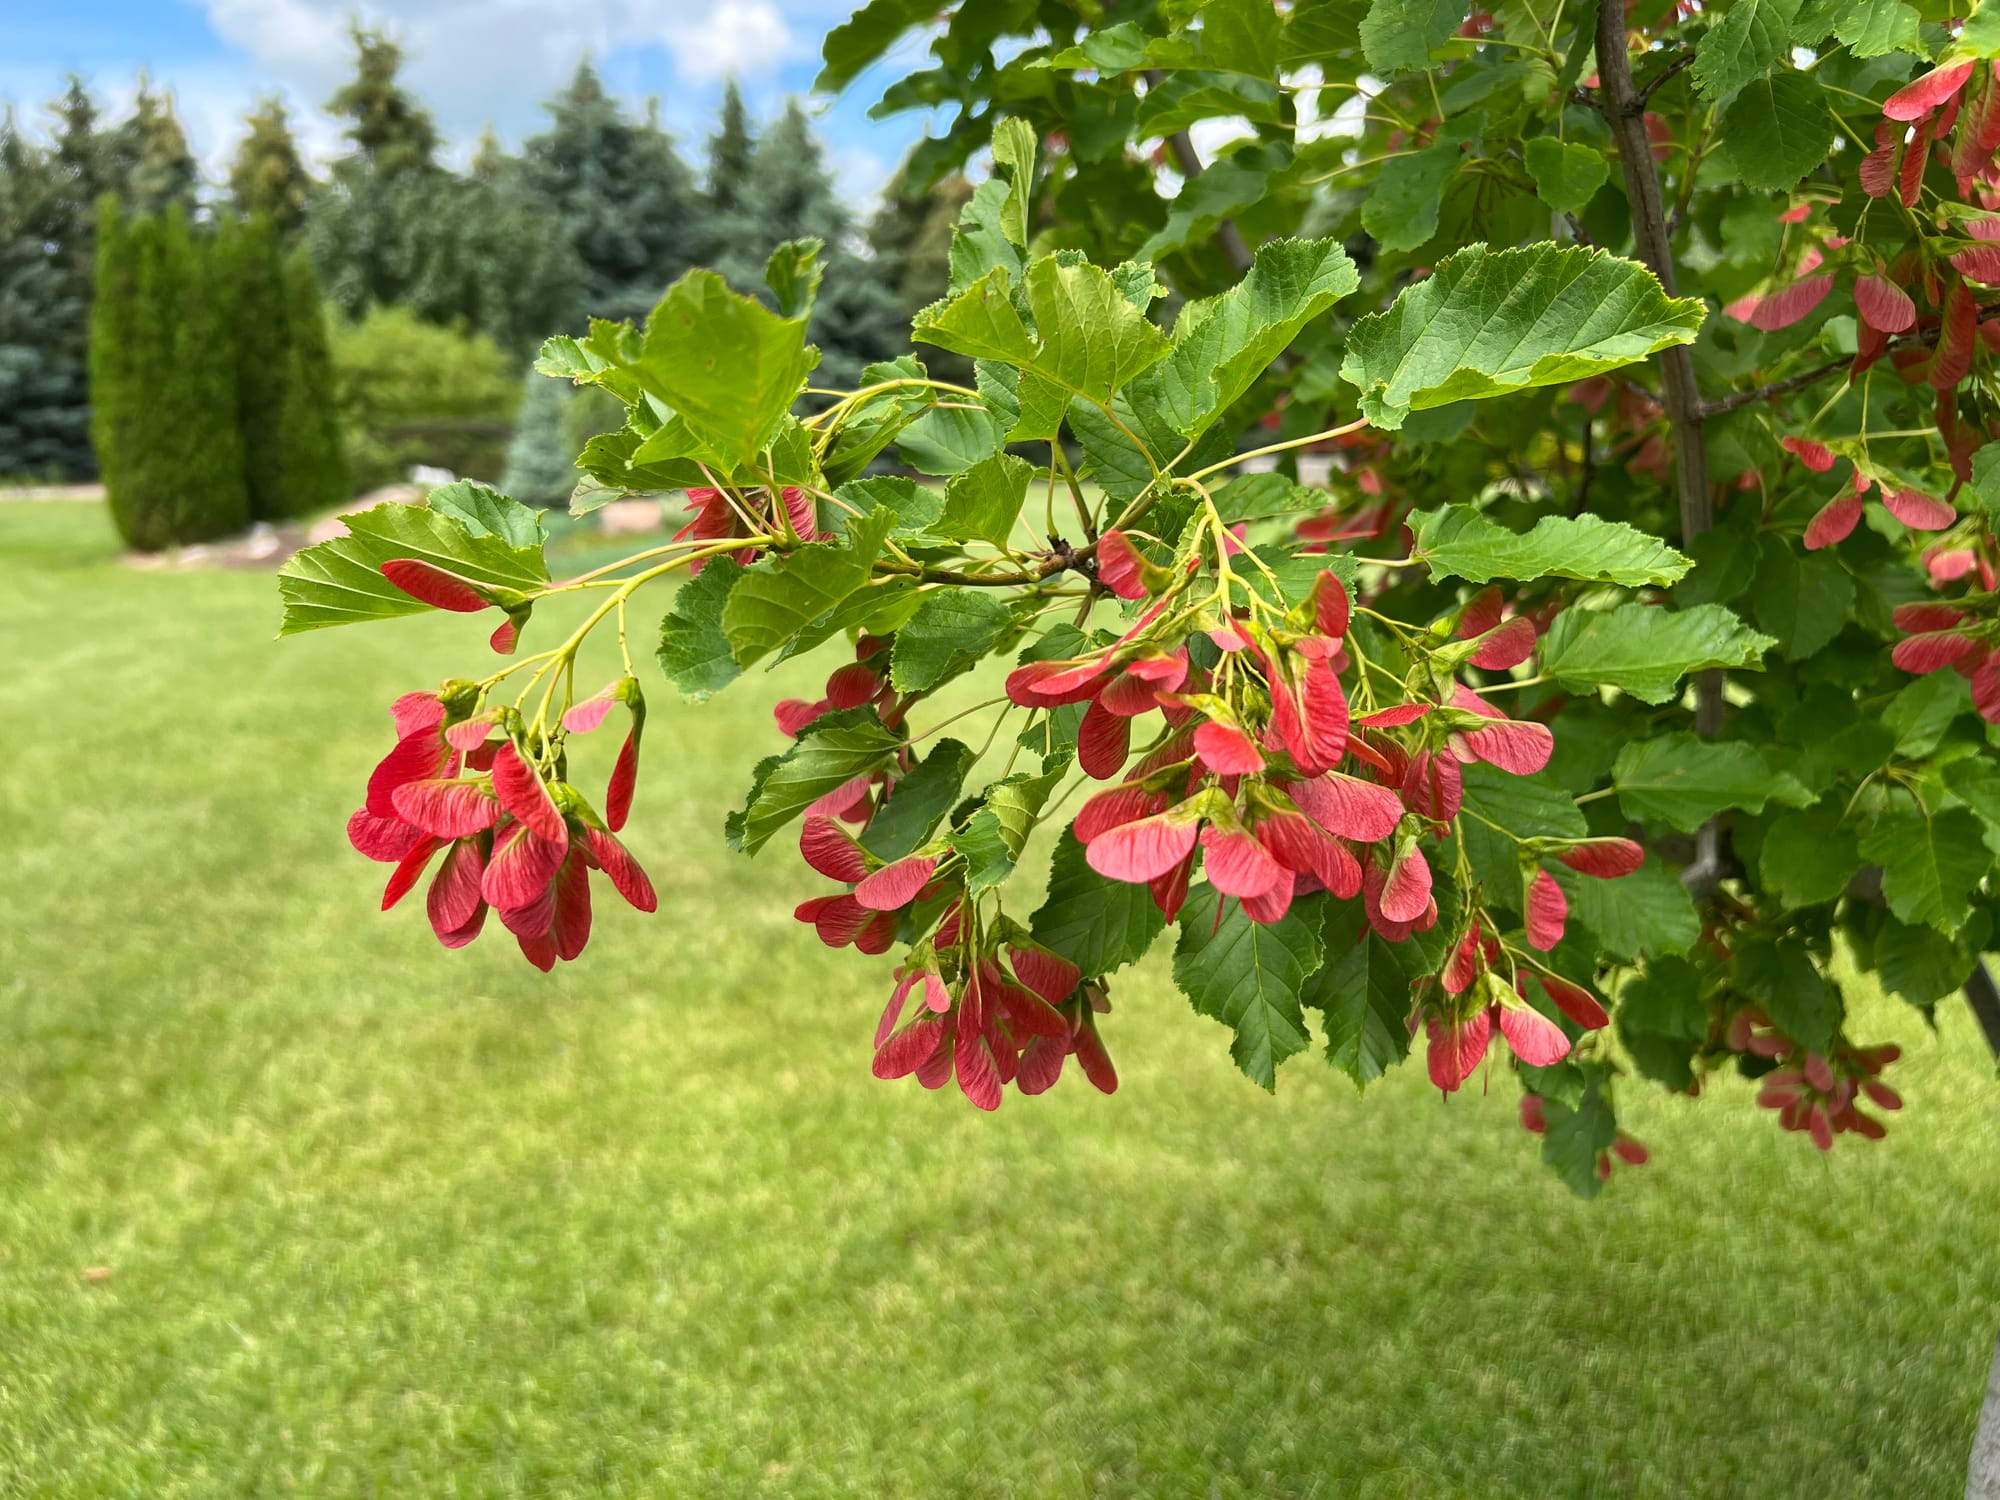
[276,246,350,517]
[92,200,247,548]
[221,214,292,521]
[160,205,248,543]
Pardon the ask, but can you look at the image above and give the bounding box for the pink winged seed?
[1537,972,1611,1030]
[1884,60,1976,120]
[1193,720,1267,775]
[348,806,426,863]
[1086,807,1202,883]
[1426,1009,1492,1092]
[800,814,870,883]
[1525,869,1569,951]
[605,733,640,831]
[854,855,938,912]
[1290,771,1405,842]
[426,838,486,938]
[1882,488,1956,531]
[1498,1002,1572,1067]
[380,559,491,613]
[583,827,657,912]
[391,778,500,839]
[1009,946,1082,1006]
[1199,824,1288,899]
[1804,491,1864,550]
[1377,844,1433,924]
[490,742,567,843]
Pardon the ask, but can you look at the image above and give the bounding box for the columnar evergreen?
[93,202,345,546]
[219,215,290,520]
[275,245,350,517]
[92,200,246,548]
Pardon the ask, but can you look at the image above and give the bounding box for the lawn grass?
[2,498,1998,1497]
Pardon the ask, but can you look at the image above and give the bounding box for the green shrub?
[91,198,247,549]
[276,246,349,516]
[329,306,518,492]
[216,215,289,521]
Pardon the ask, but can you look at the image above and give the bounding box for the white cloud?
[199,0,806,139]
[826,140,890,214]
[673,1,798,80]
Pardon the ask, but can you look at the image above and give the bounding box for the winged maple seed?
[347,680,655,970]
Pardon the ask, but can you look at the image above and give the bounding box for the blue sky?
[0,0,939,203]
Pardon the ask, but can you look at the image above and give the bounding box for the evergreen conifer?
[0,114,93,476]
[220,215,294,520]
[229,98,313,235]
[93,202,248,548]
[327,26,440,180]
[500,369,578,506]
[514,62,705,325]
[277,245,350,515]
[107,80,199,216]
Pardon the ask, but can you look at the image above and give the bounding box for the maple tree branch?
[1636,50,1696,107]
[1965,961,2000,1060]
[1697,355,1850,419]
[1596,3,1727,891]
[1699,302,2000,419]
[1145,70,1254,274]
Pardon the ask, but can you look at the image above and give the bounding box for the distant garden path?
[0,485,102,502]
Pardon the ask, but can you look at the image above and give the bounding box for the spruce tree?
[0,113,93,477]
[706,82,756,217]
[514,61,706,325]
[107,80,199,215]
[276,246,350,515]
[327,25,440,180]
[229,98,313,235]
[48,79,113,261]
[720,102,904,389]
[868,164,974,383]
[500,369,578,506]
[720,101,846,284]
[28,78,117,479]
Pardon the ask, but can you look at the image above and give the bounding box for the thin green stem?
[1187,416,1370,482]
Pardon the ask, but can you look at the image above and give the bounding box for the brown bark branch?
[1145,70,1254,274]
[1595,3,1727,892]
[1697,355,1850,419]
[1698,303,2000,419]
[1635,50,1696,107]
[1964,960,2000,1060]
